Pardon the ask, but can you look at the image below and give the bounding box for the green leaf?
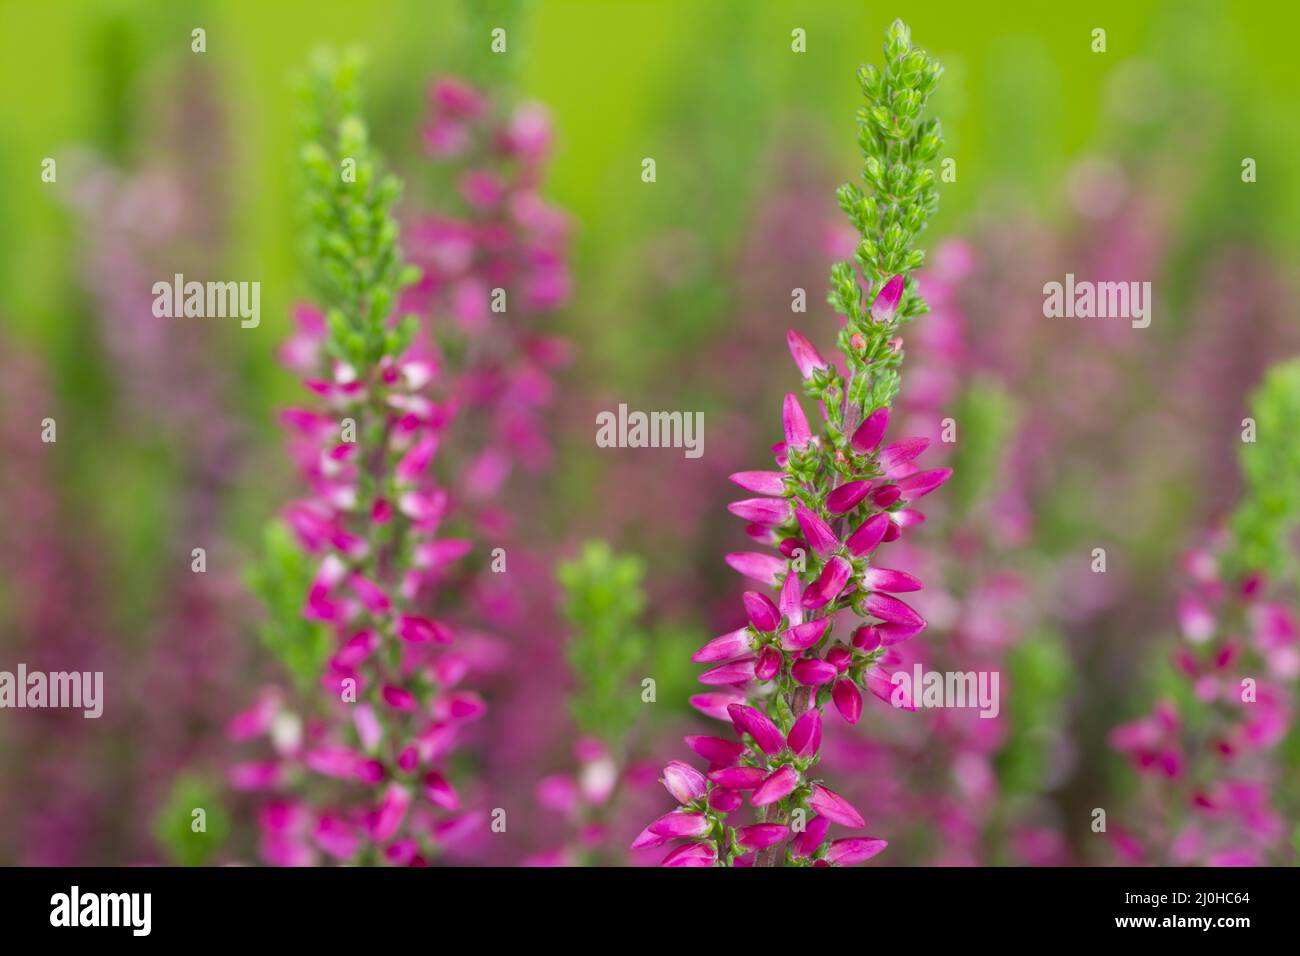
[557,541,649,746]
[245,521,333,693]
[1229,358,1300,581]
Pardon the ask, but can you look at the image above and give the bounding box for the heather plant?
[634,20,949,867]
[528,541,650,865]
[396,72,576,862]
[1109,360,1300,865]
[229,51,485,865]
[818,242,1071,865]
[558,541,648,743]
[0,341,121,865]
[62,64,252,863]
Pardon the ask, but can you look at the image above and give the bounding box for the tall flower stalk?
[399,75,576,862]
[229,52,484,866]
[527,541,650,866]
[634,20,948,867]
[1109,360,1300,865]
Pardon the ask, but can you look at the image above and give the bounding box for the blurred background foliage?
[1,0,1298,864]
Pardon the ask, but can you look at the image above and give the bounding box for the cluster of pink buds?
[633,21,949,866]
[228,309,488,865]
[633,277,952,866]
[227,55,488,865]
[403,76,572,504]
[1110,533,1297,865]
[525,737,621,866]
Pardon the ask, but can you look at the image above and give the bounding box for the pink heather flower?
[730,470,787,495]
[865,665,918,711]
[661,841,718,867]
[851,406,891,453]
[787,329,829,379]
[636,24,947,867]
[791,815,832,858]
[755,646,783,680]
[728,704,787,756]
[743,591,782,631]
[826,480,874,514]
[825,837,888,865]
[685,736,746,765]
[808,785,865,829]
[1111,534,1298,864]
[709,766,769,791]
[782,394,813,450]
[690,691,746,721]
[870,274,905,323]
[801,556,852,609]
[648,810,711,840]
[786,709,823,757]
[430,76,487,118]
[423,772,460,811]
[230,70,579,868]
[725,551,786,587]
[792,658,838,686]
[699,658,758,685]
[751,766,800,806]
[662,761,708,805]
[832,679,863,724]
[737,823,791,850]
[729,496,793,526]
[692,627,757,663]
[709,789,744,813]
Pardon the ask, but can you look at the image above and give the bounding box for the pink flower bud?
[833,679,863,725]
[661,841,718,867]
[825,837,887,865]
[727,704,786,755]
[795,506,840,556]
[736,823,791,850]
[709,788,744,812]
[692,628,755,663]
[809,784,865,828]
[708,766,769,790]
[878,436,929,475]
[787,709,823,757]
[827,480,874,514]
[782,393,813,450]
[755,646,783,681]
[684,735,746,765]
[729,470,787,494]
[787,329,828,379]
[860,567,923,593]
[801,556,852,609]
[851,406,891,454]
[743,591,782,631]
[699,658,758,685]
[648,810,711,839]
[661,760,708,805]
[845,513,890,556]
[870,274,905,323]
[792,657,839,686]
[751,766,800,806]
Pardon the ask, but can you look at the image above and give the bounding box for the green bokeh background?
[3,0,1296,632]
[4,0,1297,351]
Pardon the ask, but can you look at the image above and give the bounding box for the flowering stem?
[635,20,948,869]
